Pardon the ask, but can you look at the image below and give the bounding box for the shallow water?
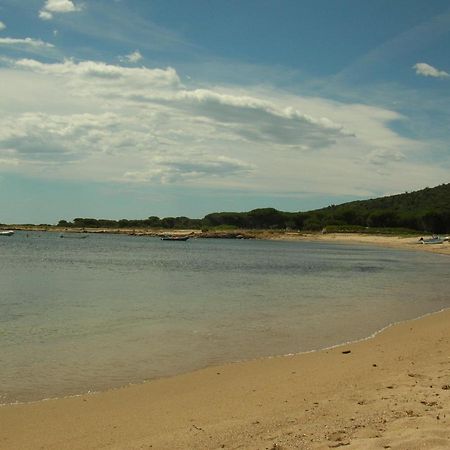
[0,231,448,403]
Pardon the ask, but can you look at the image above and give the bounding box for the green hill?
[58,183,450,234]
[307,183,450,233]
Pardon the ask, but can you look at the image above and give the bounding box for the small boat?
[418,236,444,245]
[60,234,88,239]
[0,230,14,236]
[161,235,190,241]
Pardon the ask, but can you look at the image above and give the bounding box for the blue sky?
[0,0,449,223]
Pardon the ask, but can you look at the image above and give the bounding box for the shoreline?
[1,309,449,449]
[6,226,450,256]
[3,306,447,409]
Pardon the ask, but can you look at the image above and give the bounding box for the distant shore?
[6,225,450,255]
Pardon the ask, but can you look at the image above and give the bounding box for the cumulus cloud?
[127,88,351,150]
[121,50,143,64]
[0,57,433,194]
[39,0,81,20]
[39,11,53,20]
[0,37,54,48]
[44,0,79,12]
[174,89,346,132]
[0,112,122,163]
[0,21,6,31]
[14,58,179,86]
[11,58,351,151]
[125,154,253,183]
[413,62,449,79]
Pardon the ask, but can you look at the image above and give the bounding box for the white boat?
[0,230,14,236]
[419,236,444,245]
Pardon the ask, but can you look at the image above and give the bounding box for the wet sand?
[1,307,449,449]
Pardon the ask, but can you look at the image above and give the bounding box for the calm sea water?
[0,231,449,404]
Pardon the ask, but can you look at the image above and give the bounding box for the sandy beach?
[1,305,449,449]
[279,232,450,256]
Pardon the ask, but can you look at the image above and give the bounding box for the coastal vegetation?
[54,183,450,234]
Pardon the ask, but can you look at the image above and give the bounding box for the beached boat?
[0,230,14,236]
[161,235,190,241]
[419,236,445,245]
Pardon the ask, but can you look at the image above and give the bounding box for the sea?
[0,230,449,404]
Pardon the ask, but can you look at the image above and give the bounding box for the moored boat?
[161,235,190,241]
[0,230,14,236]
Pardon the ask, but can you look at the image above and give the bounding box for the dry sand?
[0,233,449,449]
[281,232,450,256]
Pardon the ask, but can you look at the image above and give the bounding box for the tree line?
[58,183,450,234]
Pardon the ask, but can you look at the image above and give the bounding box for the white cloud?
[0,57,446,196]
[174,89,347,132]
[125,154,253,183]
[0,112,122,163]
[39,10,53,20]
[14,58,179,86]
[365,148,406,166]
[170,89,352,146]
[0,37,54,48]
[413,62,449,79]
[44,0,79,12]
[39,0,81,20]
[122,50,143,64]
[0,21,6,31]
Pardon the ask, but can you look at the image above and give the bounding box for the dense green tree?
[56,183,450,234]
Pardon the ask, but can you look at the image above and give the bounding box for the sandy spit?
[1,306,450,449]
[10,226,450,256]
